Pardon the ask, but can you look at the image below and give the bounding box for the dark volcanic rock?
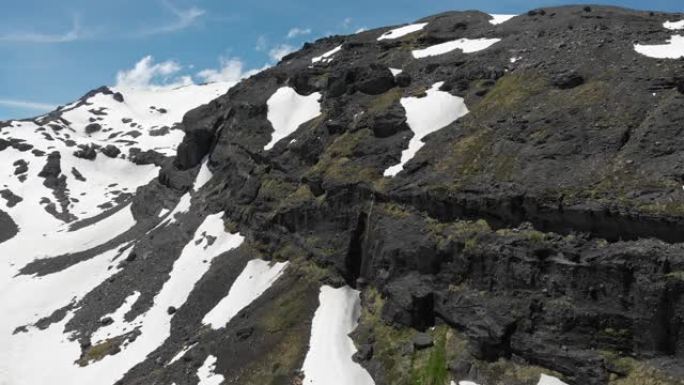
[355,64,396,95]
[85,123,102,134]
[101,145,121,158]
[6,6,684,385]
[73,144,98,160]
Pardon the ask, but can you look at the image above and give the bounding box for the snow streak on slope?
[384,82,469,176]
[265,87,321,150]
[634,35,684,59]
[197,355,225,385]
[312,45,343,64]
[377,22,428,40]
[194,157,214,191]
[301,285,375,385]
[412,38,501,58]
[1,212,243,385]
[488,14,516,25]
[202,259,288,329]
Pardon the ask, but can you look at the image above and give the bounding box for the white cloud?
[115,56,192,89]
[0,99,56,111]
[269,44,296,61]
[196,57,259,83]
[255,35,268,51]
[0,17,80,44]
[138,0,205,36]
[341,17,353,29]
[287,27,311,39]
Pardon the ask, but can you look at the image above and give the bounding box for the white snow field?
[413,37,501,58]
[634,35,684,59]
[384,82,469,176]
[377,22,428,40]
[488,14,516,25]
[203,259,288,329]
[0,80,241,385]
[664,20,684,30]
[197,355,225,385]
[265,87,322,150]
[312,45,343,64]
[301,285,375,385]
[1,212,243,385]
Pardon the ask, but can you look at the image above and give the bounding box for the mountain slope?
[2,5,684,385]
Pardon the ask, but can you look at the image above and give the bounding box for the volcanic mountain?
[2,5,684,385]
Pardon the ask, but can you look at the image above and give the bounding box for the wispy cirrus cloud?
[0,17,81,44]
[137,0,205,37]
[0,99,56,111]
[287,27,311,39]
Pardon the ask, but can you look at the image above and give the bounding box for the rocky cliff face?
[2,5,684,385]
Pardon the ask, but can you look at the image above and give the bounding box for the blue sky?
[0,0,682,120]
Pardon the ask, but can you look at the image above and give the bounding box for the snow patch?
[384,82,469,177]
[312,45,343,64]
[265,87,321,150]
[389,68,403,76]
[412,38,501,58]
[168,343,196,365]
[538,374,569,385]
[634,35,684,59]
[377,22,428,40]
[194,158,213,191]
[202,259,288,329]
[489,14,516,25]
[197,355,224,385]
[301,285,374,385]
[664,20,684,30]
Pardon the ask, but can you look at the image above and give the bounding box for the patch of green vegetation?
[410,329,449,385]
[258,175,298,203]
[77,339,120,366]
[472,72,547,118]
[368,88,403,115]
[308,129,381,184]
[473,359,563,385]
[238,273,318,385]
[600,351,684,385]
[665,271,684,281]
[378,202,413,219]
